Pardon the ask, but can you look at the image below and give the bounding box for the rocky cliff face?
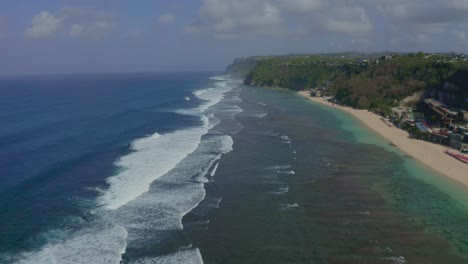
[431,68,468,108]
[223,57,258,79]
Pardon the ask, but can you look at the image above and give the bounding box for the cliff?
[239,53,468,111]
[223,57,259,79]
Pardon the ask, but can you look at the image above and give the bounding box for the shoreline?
[298,91,468,188]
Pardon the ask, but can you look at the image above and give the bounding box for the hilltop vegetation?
[243,56,366,90]
[328,56,468,111]
[229,53,468,112]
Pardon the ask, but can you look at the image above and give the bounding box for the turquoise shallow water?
[298,93,468,207]
[188,86,468,263]
[297,92,468,256]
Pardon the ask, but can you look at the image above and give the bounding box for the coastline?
[298,91,468,187]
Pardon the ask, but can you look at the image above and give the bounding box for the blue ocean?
[2,72,468,263]
[0,73,243,263]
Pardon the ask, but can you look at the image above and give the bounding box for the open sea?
[1,72,468,263]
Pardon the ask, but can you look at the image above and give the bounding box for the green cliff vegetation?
[233,53,468,112]
[244,56,366,90]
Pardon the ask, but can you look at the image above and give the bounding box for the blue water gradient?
[0,72,217,259]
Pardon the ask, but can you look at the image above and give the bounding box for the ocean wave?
[281,135,292,145]
[98,114,216,210]
[8,76,240,264]
[192,89,208,96]
[210,162,219,177]
[265,165,294,175]
[277,170,295,175]
[382,256,407,264]
[279,203,300,211]
[99,79,237,210]
[209,75,230,81]
[12,223,128,264]
[265,165,292,170]
[99,76,238,263]
[130,247,203,264]
[268,186,290,195]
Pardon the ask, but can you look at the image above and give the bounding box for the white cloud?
[279,0,322,15]
[0,17,6,39]
[25,11,62,38]
[190,0,377,38]
[25,7,116,39]
[158,13,176,25]
[452,0,468,9]
[417,33,430,42]
[325,7,373,34]
[378,3,408,17]
[414,22,448,33]
[194,0,283,38]
[454,30,466,40]
[62,7,116,36]
[351,38,372,46]
[186,0,466,49]
[184,25,202,33]
[94,21,114,31]
[125,28,144,38]
[69,24,85,37]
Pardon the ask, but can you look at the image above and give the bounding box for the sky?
[1,0,468,75]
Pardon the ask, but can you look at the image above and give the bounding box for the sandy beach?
[298,91,468,187]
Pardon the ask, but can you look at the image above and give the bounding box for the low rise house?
[424,99,458,126]
[401,110,415,124]
[428,129,450,145]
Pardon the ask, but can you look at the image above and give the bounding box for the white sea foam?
[209,75,230,81]
[210,162,219,177]
[107,76,236,261]
[268,186,290,195]
[150,132,161,139]
[98,115,215,210]
[382,256,407,264]
[280,203,300,210]
[265,165,294,175]
[213,197,222,208]
[265,165,292,170]
[195,86,233,112]
[192,153,221,184]
[192,89,207,96]
[277,170,295,175]
[262,180,283,185]
[184,97,191,101]
[281,135,292,145]
[14,224,128,264]
[99,78,236,210]
[11,76,240,264]
[130,248,203,264]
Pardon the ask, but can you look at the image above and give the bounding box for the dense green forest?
[236,53,468,112]
[244,56,366,90]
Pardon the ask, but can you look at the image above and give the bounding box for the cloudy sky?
[1,0,467,75]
